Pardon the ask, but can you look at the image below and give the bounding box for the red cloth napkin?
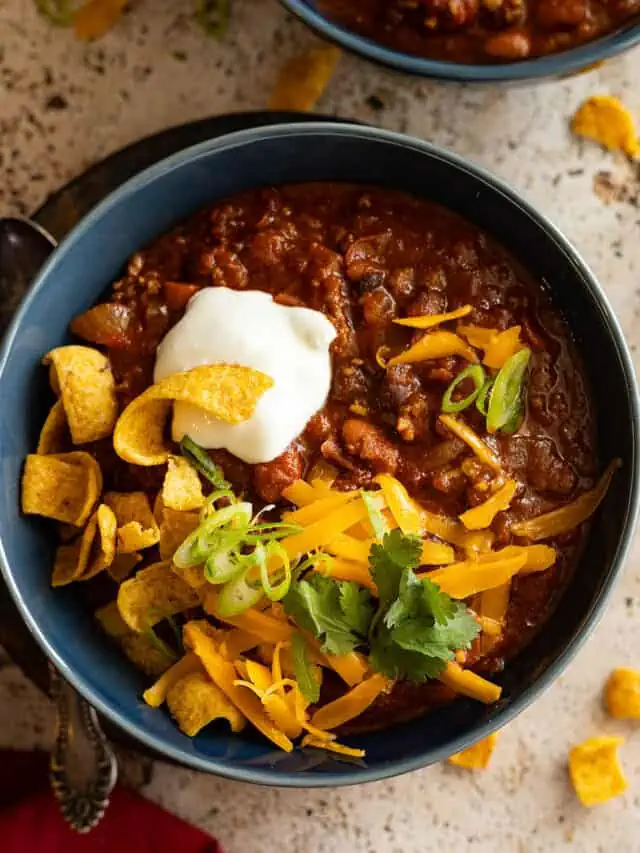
[0,750,222,853]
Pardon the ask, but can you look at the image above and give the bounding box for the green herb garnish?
[291,633,320,704]
[283,574,374,656]
[441,364,486,414]
[283,529,479,684]
[486,348,531,434]
[180,435,230,491]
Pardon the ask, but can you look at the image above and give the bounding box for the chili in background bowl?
[277,0,640,82]
[0,122,638,785]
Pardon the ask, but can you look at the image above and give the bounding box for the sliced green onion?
[362,492,388,542]
[244,521,303,543]
[195,0,230,38]
[35,0,73,25]
[217,566,264,617]
[291,633,320,704]
[204,546,243,584]
[260,542,292,602]
[180,435,230,490]
[174,502,252,568]
[199,488,236,521]
[487,348,531,434]
[292,552,335,583]
[476,378,494,416]
[442,365,486,414]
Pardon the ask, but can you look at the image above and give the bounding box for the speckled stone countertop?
[1,2,640,851]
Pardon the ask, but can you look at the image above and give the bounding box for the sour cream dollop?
[154,288,337,464]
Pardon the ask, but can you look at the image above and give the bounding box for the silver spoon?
[0,216,118,833]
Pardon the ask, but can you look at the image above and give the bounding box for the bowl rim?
[1,121,638,786]
[277,2,640,82]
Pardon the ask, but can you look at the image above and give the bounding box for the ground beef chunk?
[332,361,371,403]
[397,393,429,442]
[527,441,577,495]
[342,419,400,473]
[380,364,421,410]
[252,444,305,503]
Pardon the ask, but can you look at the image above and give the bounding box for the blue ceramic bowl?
[1,123,638,785]
[279,0,640,82]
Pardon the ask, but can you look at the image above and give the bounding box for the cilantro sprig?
[283,529,480,685]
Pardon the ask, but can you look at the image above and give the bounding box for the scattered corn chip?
[36,400,68,455]
[604,668,640,719]
[159,507,199,561]
[74,0,127,40]
[104,491,160,553]
[269,45,340,112]
[117,561,200,632]
[22,451,102,526]
[113,364,273,466]
[568,736,628,807]
[162,455,205,512]
[107,552,143,583]
[73,503,118,581]
[448,733,498,769]
[43,345,118,444]
[572,95,639,157]
[95,601,174,677]
[143,652,204,708]
[167,671,246,737]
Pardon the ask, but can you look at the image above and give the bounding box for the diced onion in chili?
[486,348,531,434]
[393,305,473,329]
[442,365,486,414]
[511,459,621,541]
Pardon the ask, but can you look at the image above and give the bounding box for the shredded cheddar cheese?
[438,414,502,473]
[422,553,527,599]
[312,673,389,729]
[459,480,518,530]
[440,662,502,704]
[393,305,473,329]
[387,330,478,366]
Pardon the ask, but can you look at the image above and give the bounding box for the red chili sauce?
[315,0,640,63]
[74,184,597,730]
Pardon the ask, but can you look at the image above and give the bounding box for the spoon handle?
[49,663,118,833]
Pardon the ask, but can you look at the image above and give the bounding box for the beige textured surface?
[1,2,640,851]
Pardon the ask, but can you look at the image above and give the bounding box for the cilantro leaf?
[367,532,481,684]
[420,578,458,625]
[370,624,447,682]
[339,582,374,638]
[369,529,423,611]
[283,574,374,656]
[291,632,320,704]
